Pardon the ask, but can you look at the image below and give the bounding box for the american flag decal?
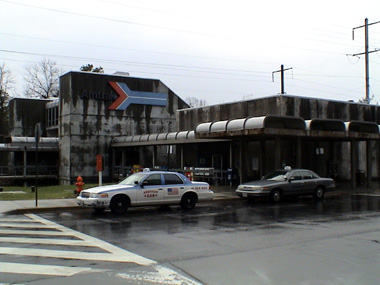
[167,188,179,195]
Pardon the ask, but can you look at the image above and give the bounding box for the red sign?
[96,155,103,171]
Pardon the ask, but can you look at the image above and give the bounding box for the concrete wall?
[59,71,188,184]
[177,95,380,131]
[8,98,51,137]
[176,95,380,181]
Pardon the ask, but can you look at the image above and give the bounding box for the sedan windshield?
[118,173,147,185]
[263,170,288,181]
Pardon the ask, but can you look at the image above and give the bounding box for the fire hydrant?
[75,176,85,194]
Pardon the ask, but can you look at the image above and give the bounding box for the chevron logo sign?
[108,81,167,110]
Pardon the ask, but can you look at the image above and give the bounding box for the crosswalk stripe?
[0,218,39,223]
[0,229,71,236]
[0,237,94,247]
[0,247,153,262]
[0,262,94,276]
[0,222,57,229]
[25,214,157,266]
[0,213,158,279]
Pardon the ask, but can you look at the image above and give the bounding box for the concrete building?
[1,72,380,188]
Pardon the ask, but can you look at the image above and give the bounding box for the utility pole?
[272,65,293,95]
[351,18,380,104]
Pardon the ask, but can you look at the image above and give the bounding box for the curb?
[2,195,240,215]
[4,206,83,215]
[2,189,379,215]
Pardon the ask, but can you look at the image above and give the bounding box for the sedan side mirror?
[288,177,295,182]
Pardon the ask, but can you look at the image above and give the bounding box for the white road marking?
[116,265,202,285]
[0,237,93,247]
[0,222,57,229]
[0,214,200,283]
[0,247,154,263]
[0,213,156,266]
[0,218,40,223]
[0,262,94,276]
[0,229,73,236]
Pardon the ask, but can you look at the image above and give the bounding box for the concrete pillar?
[229,142,234,186]
[23,147,27,176]
[296,138,302,168]
[121,149,125,166]
[153,146,157,168]
[351,140,357,188]
[23,147,27,187]
[239,139,245,184]
[330,141,335,179]
[366,140,372,188]
[229,141,233,169]
[260,140,266,177]
[180,145,184,170]
[275,138,281,169]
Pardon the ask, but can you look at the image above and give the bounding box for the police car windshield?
[263,170,288,181]
[119,173,147,185]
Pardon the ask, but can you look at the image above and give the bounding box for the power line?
[0,0,366,57]
[0,48,271,77]
[0,0,212,38]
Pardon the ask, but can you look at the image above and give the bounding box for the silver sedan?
[236,168,335,202]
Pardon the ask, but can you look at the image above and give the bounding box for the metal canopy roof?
[195,116,380,140]
[111,130,229,147]
[196,115,307,138]
[0,137,59,151]
[306,119,346,132]
[345,121,379,133]
[111,116,380,148]
[196,115,306,133]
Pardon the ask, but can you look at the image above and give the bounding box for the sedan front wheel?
[313,187,325,200]
[270,189,281,203]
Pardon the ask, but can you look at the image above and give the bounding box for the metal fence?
[112,166,227,185]
[0,166,58,177]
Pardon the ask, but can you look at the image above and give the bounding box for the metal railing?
[112,166,227,184]
[0,166,58,177]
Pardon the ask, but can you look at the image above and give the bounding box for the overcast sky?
[1,0,380,105]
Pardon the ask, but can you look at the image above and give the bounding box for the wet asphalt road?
[2,193,380,284]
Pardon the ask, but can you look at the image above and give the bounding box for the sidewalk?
[0,186,239,215]
[0,184,378,215]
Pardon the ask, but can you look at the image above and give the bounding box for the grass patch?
[0,184,100,201]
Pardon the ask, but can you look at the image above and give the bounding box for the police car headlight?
[90,193,108,198]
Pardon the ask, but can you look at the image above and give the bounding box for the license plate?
[242,193,248,197]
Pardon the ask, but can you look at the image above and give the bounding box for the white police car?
[76,171,213,214]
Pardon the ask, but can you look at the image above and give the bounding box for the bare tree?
[185,97,208,108]
[0,63,15,141]
[24,58,60,98]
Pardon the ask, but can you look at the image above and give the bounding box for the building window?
[46,101,59,128]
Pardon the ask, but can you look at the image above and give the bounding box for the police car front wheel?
[110,195,130,214]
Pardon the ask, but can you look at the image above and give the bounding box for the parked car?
[236,167,335,202]
[77,170,213,214]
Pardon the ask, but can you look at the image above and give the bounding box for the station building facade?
[1,71,380,188]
